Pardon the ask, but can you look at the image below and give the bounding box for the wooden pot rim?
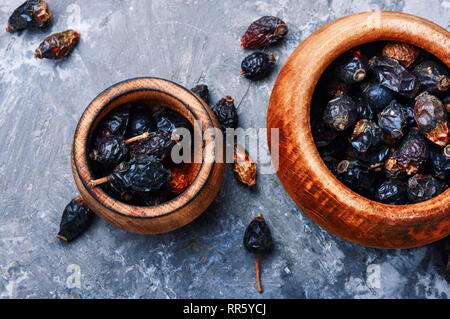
[72,77,218,219]
[268,11,450,248]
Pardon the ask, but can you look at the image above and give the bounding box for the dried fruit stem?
[255,253,262,293]
[124,132,150,145]
[90,176,111,188]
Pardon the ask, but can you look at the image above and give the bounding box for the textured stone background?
[0,0,449,299]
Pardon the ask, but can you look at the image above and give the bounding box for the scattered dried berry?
[211,96,238,131]
[241,52,275,80]
[233,144,256,187]
[240,16,288,49]
[57,197,94,243]
[414,92,448,146]
[396,128,429,175]
[378,100,411,139]
[35,30,79,60]
[6,0,52,33]
[376,179,407,205]
[191,84,210,105]
[382,42,419,68]
[335,50,367,84]
[413,60,449,93]
[407,174,442,203]
[350,120,389,164]
[361,83,395,111]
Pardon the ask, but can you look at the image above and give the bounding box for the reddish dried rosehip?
[414,92,448,147]
[413,60,449,93]
[350,120,389,164]
[57,197,94,243]
[211,96,238,131]
[35,30,79,60]
[168,167,191,195]
[396,128,429,175]
[378,100,411,139]
[241,52,275,80]
[382,42,419,68]
[335,50,367,84]
[240,16,288,49]
[361,82,395,111]
[323,95,358,132]
[407,174,442,203]
[6,0,52,33]
[233,144,256,187]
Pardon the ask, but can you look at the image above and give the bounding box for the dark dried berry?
[413,60,449,93]
[429,144,450,179]
[396,128,429,175]
[240,16,288,49]
[153,108,191,134]
[384,156,405,179]
[35,30,79,60]
[369,56,418,97]
[211,96,238,131]
[191,84,210,105]
[129,130,179,162]
[382,42,419,68]
[376,179,407,205]
[361,82,395,111]
[323,95,358,132]
[378,100,411,139]
[91,135,128,168]
[241,52,275,80]
[414,92,448,146]
[6,0,52,33]
[336,160,375,195]
[98,105,131,140]
[335,50,367,84]
[233,144,256,187]
[312,121,337,148]
[351,120,389,164]
[407,174,442,203]
[127,106,154,138]
[356,98,375,121]
[57,197,94,243]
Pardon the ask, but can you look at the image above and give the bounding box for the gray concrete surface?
[0,0,449,299]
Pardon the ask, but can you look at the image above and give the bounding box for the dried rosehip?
[382,42,419,68]
[153,108,190,133]
[129,130,179,161]
[233,144,256,187]
[241,52,275,80]
[361,83,395,111]
[127,106,154,138]
[168,167,191,195]
[336,160,375,195]
[35,30,79,60]
[414,92,448,146]
[312,121,337,148]
[57,197,94,243]
[429,145,450,179]
[369,56,418,97]
[376,179,407,205]
[323,95,358,131]
[407,174,442,203]
[211,96,238,131]
[6,0,52,33]
[356,98,375,121]
[384,156,404,179]
[413,60,449,93]
[243,214,272,293]
[90,135,128,168]
[351,120,389,164]
[396,128,429,175]
[240,16,288,49]
[191,84,210,105]
[335,50,367,84]
[98,105,131,140]
[378,100,411,139]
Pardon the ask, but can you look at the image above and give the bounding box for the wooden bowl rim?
[72,77,217,219]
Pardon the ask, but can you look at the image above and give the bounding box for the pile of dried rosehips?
[311,41,449,204]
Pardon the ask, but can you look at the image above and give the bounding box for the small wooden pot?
[72,77,226,234]
[267,12,450,248]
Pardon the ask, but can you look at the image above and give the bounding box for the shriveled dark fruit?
[57,197,94,243]
[129,130,179,161]
[384,156,405,179]
[414,92,448,147]
[407,174,442,203]
[35,30,79,60]
[335,50,367,84]
[6,0,52,33]
[211,96,238,131]
[240,16,288,49]
[98,105,131,140]
[356,98,375,121]
[369,56,418,98]
[191,84,210,105]
[376,179,407,205]
[153,108,191,133]
[429,144,450,179]
[233,144,256,187]
[336,160,375,195]
[127,106,154,138]
[350,120,389,164]
[243,215,272,254]
[241,52,276,80]
[312,121,337,148]
[378,100,411,139]
[382,42,419,68]
[396,128,429,175]
[361,82,395,111]
[413,60,449,93]
[323,95,358,132]
[90,135,128,168]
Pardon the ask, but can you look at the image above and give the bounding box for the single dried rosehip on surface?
[35,30,80,60]
[57,197,94,243]
[350,120,389,164]
[6,0,52,33]
[335,50,367,84]
[396,128,429,175]
[241,52,276,80]
[240,16,288,49]
[382,42,419,68]
[407,174,442,203]
[211,96,238,131]
[233,144,256,187]
[413,60,449,93]
[414,92,448,146]
[323,95,358,132]
[361,82,395,111]
[378,100,411,139]
[168,167,191,195]
[376,179,407,205]
[336,160,375,195]
[243,214,272,293]
[191,84,210,105]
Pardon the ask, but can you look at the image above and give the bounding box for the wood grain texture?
[267,11,450,249]
[72,77,226,234]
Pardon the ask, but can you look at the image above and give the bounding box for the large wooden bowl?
[72,77,226,234]
[267,11,450,248]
